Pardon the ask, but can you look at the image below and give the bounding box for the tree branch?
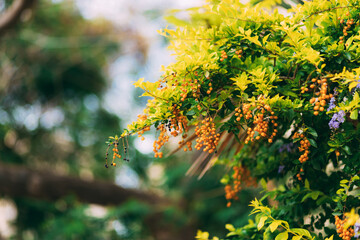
[0,163,170,206]
[0,0,37,36]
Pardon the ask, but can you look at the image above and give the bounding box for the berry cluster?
[338,12,357,45]
[296,168,304,181]
[152,106,190,158]
[293,132,310,163]
[178,76,201,102]
[225,166,257,207]
[194,117,220,153]
[104,137,130,168]
[112,142,121,166]
[237,101,277,144]
[181,140,192,152]
[206,81,213,95]
[135,114,151,141]
[158,72,176,90]
[153,124,168,158]
[220,50,228,62]
[188,78,201,100]
[180,85,188,102]
[235,49,243,58]
[335,215,355,240]
[138,126,151,141]
[308,78,332,116]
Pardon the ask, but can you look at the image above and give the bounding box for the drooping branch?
[0,0,37,36]
[0,163,170,206]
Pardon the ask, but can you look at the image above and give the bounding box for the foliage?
[118,0,360,239]
[1,0,261,239]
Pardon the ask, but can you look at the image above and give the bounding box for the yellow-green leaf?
[258,216,268,230]
[275,231,289,240]
[350,110,358,120]
[269,220,280,232]
[291,228,312,239]
[225,224,235,232]
[231,72,249,91]
[133,78,145,88]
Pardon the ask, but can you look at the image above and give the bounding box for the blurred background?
[0,0,258,239]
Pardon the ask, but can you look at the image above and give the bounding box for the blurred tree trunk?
[0,163,169,206]
[0,0,37,36]
[0,163,196,239]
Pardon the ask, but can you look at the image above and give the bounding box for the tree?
[117,0,360,239]
[0,0,37,37]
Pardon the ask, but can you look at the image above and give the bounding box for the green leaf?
[336,188,345,194]
[225,224,235,232]
[260,178,267,190]
[343,146,352,155]
[304,179,310,189]
[186,110,196,116]
[350,110,358,120]
[340,179,349,184]
[316,195,329,205]
[231,72,249,91]
[311,191,321,200]
[275,231,289,240]
[292,236,302,240]
[344,51,351,61]
[291,228,312,239]
[308,138,317,148]
[352,176,360,181]
[301,193,310,203]
[325,235,334,240]
[258,216,268,230]
[307,127,318,138]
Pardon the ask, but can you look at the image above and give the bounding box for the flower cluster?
[327,97,336,112]
[329,110,346,130]
[278,142,294,153]
[355,222,360,238]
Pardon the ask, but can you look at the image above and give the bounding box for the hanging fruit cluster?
[194,117,220,154]
[104,136,130,168]
[153,106,190,158]
[308,78,332,116]
[225,166,257,207]
[220,50,228,62]
[235,100,278,144]
[338,11,358,45]
[335,215,355,240]
[293,132,311,163]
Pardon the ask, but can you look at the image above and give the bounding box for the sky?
[75,0,205,124]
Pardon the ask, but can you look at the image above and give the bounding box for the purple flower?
[278,165,285,174]
[338,110,346,121]
[333,88,338,96]
[278,143,294,153]
[355,222,360,238]
[329,120,340,129]
[329,110,345,130]
[327,97,336,112]
[356,79,360,89]
[286,142,294,152]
